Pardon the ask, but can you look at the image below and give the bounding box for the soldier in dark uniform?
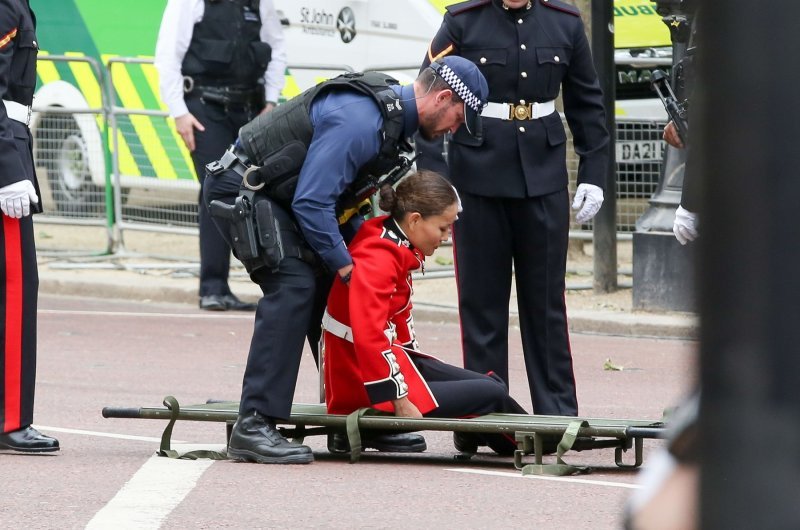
[0,0,59,453]
[420,0,610,417]
[155,0,286,311]
[663,7,699,245]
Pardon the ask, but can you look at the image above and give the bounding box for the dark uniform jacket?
[423,0,609,198]
[0,0,40,212]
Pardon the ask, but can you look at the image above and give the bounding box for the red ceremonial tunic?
[323,216,440,415]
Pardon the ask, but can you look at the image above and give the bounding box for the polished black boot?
[227,411,313,464]
[0,426,60,453]
[328,432,427,454]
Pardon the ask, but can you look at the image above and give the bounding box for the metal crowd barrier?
[31,55,668,259]
[31,54,112,255]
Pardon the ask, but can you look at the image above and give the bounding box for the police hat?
[429,56,488,137]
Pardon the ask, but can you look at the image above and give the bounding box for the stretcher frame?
[102,396,666,476]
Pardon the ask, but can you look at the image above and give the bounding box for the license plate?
[616,140,665,162]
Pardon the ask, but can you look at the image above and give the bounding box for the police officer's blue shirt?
[292,83,418,272]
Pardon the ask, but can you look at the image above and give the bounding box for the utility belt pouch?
[253,198,284,270]
[208,195,260,261]
[241,140,307,205]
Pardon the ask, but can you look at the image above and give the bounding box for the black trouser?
[413,355,526,453]
[186,96,259,297]
[203,167,332,420]
[453,190,578,416]
[0,131,39,434]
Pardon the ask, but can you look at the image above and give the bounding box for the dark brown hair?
[378,170,458,221]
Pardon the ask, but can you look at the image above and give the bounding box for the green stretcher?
[102,396,666,476]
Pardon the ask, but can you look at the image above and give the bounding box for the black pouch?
[253,140,308,204]
[254,198,284,271]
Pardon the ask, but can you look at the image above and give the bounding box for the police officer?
[204,56,489,463]
[420,0,610,417]
[0,0,59,453]
[154,0,286,311]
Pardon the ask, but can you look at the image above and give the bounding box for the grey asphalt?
[2,294,695,528]
[36,255,697,340]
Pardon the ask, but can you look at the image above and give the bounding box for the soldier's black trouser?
[0,125,39,434]
[203,167,331,420]
[453,189,578,416]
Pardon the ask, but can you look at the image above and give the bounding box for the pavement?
[36,229,698,341]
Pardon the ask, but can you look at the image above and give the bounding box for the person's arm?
[154,0,205,150]
[0,2,28,190]
[561,17,610,191]
[421,14,461,69]
[292,94,382,274]
[259,0,286,108]
[348,239,416,414]
[153,0,201,118]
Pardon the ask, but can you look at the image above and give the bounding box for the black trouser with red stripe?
[0,213,38,434]
[453,190,578,416]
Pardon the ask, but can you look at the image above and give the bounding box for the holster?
[209,189,314,276]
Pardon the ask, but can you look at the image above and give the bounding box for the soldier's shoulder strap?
[446,0,491,16]
[539,0,581,17]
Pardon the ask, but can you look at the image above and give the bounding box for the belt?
[482,100,556,121]
[322,310,397,343]
[322,310,354,342]
[4,100,31,126]
[206,144,265,189]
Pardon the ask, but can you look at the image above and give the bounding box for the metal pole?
[700,1,800,526]
[591,0,617,293]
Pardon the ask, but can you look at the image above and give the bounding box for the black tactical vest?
[238,72,410,205]
[181,0,272,88]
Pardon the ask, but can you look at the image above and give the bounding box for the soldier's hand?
[572,183,604,224]
[663,121,684,149]
[0,180,38,218]
[175,112,205,152]
[392,396,423,419]
[673,205,698,245]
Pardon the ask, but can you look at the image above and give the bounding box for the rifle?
[651,69,689,145]
[337,154,418,223]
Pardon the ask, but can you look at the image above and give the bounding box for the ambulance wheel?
[35,112,104,216]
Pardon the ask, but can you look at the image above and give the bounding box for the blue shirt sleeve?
[292,91,383,272]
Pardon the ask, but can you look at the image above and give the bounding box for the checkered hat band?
[438,64,482,113]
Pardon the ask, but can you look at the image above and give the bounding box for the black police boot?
[227,411,313,464]
[0,426,60,453]
[453,432,482,454]
[328,432,427,454]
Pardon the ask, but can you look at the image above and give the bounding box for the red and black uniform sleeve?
[348,236,410,404]
[0,0,37,190]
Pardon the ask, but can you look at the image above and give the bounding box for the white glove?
[673,205,698,245]
[0,180,38,218]
[571,183,604,223]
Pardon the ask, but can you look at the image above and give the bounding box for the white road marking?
[38,308,253,320]
[33,425,186,444]
[446,468,641,489]
[86,451,216,529]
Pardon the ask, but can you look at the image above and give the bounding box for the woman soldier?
[322,170,526,454]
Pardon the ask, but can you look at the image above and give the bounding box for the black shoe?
[199,294,257,312]
[227,411,313,464]
[453,432,481,454]
[328,432,427,454]
[0,426,60,453]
